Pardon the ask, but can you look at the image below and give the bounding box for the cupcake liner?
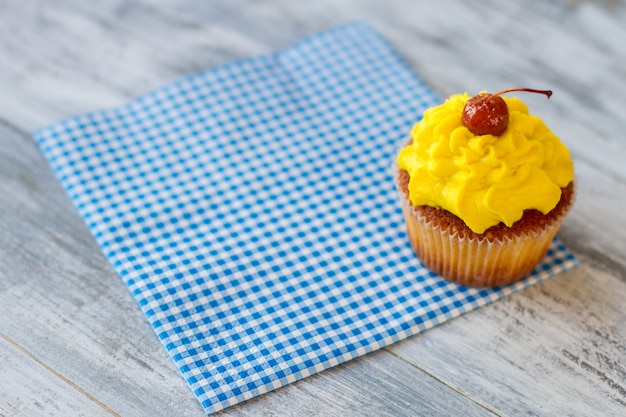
[395,168,575,287]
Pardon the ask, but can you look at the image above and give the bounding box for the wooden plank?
[0,335,114,417]
[217,351,496,417]
[372,0,626,182]
[0,123,205,416]
[559,163,626,277]
[391,264,626,417]
[0,121,495,417]
[1,0,626,183]
[1,0,625,416]
[390,159,626,417]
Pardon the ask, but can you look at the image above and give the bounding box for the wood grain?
[0,335,115,417]
[1,0,625,416]
[388,161,626,417]
[0,123,205,417]
[0,118,494,415]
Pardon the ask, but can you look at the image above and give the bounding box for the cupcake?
[396,88,575,287]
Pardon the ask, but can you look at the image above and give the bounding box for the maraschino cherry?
[462,88,552,136]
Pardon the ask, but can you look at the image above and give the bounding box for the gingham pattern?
[35,23,578,415]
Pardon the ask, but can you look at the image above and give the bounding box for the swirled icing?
[397,93,574,234]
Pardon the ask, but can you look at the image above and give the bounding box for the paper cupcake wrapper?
[396,170,575,287]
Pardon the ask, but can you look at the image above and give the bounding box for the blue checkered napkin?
[35,23,578,415]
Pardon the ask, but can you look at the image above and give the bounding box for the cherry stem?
[485,88,552,102]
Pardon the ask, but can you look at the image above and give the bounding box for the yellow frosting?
[397,92,574,234]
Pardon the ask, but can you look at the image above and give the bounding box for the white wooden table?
[1,1,625,416]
